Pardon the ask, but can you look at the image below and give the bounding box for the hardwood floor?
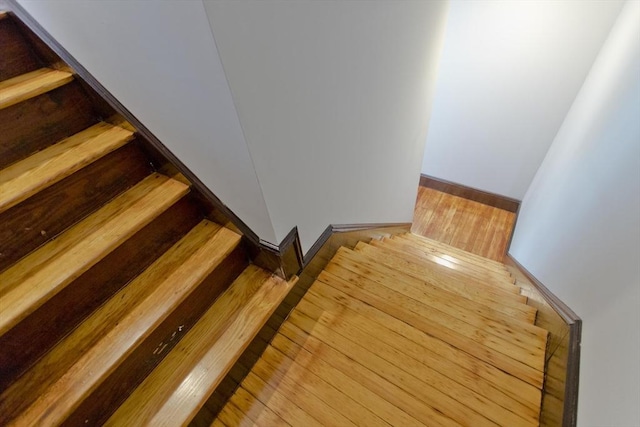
[213,235,547,426]
[412,186,516,261]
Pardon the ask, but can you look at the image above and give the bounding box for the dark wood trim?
[505,253,581,427]
[302,225,333,266]
[420,174,520,213]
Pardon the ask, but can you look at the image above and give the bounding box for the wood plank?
[0,17,42,81]
[351,244,525,302]
[323,261,547,356]
[390,234,511,277]
[0,81,97,170]
[241,372,324,427]
[402,233,508,270]
[0,68,73,110]
[67,243,248,426]
[6,221,240,427]
[0,122,134,213]
[105,268,296,426]
[0,196,201,392]
[0,143,150,273]
[258,345,388,427]
[316,269,544,388]
[275,325,459,427]
[372,238,515,285]
[217,400,254,427]
[440,197,470,245]
[268,339,424,426]
[305,280,542,411]
[287,308,498,427]
[303,285,541,423]
[0,174,188,336]
[251,355,360,427]
[331,249,536,322]
[225,386,289,426]
[381,236,513,281]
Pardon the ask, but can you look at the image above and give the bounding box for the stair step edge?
[0,122,135,214]
[0,68,74,110]
[106,267,297,426]
[0,174,188,336]
[8,222,242,427]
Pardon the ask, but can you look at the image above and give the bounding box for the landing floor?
[412,186,516,261]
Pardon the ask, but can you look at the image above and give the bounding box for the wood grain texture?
[0,174,188,336]
[0,144,150,272]
[413,186,516,261]
[0,16,42,81]
[0,122,134,213]
[66,242,249,427]
[215,235,548,426]
[4,222,241,427]
[0,81,97,170]
[106,268,296,426]
[420,174,520,213]
[0,192,200,394]
[0,68,73,110]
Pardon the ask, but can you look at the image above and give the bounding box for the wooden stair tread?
[353,243,527,303]
[5,221,242,426]
[400,233,509,271]
[0,122,134,213]
[0,68,73,110]
[316,266,546,375]
[106,266,297,426]
[371,238,516,287]
[333,248,537,323]
[378,237,515,282]
[0,173,188,336]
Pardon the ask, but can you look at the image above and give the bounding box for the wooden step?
[0,173,188,336]
[0,68,73,110]
[399,233,509,271]
[378,237,515,282]
[0,81,97,170]
[372,238,515,286]
[0,11,7,20]
[105,266,297,426]
[332,248,537,323]
[0,122,134,214]
[353,243,527,303]
[2,221,242,426]
[304,280,543,411]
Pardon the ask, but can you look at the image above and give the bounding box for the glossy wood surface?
[0,143,150,272]
[0,82,97,170]
[0,67,72,109]
[214,234,548,426]
[412,186,516,261]
[0,122,134,213]
[0,174,189,336]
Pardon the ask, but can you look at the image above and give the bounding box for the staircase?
[214,234,549,426]
[0,11,296,426]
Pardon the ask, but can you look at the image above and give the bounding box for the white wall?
[205,0,449,251]
[422,0,624,200]
[510,1,640,424]
[17,0,277,242]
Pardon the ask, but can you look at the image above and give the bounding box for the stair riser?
[0,17,42,81]
[0,144,150,273]
[0,81,96,170]
[64,244,248,426]
[0,197,203,400]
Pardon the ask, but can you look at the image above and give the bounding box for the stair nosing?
[0,68,74,110]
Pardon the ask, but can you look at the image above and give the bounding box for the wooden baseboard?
[420,174,520,213]
[505,253,581,427]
